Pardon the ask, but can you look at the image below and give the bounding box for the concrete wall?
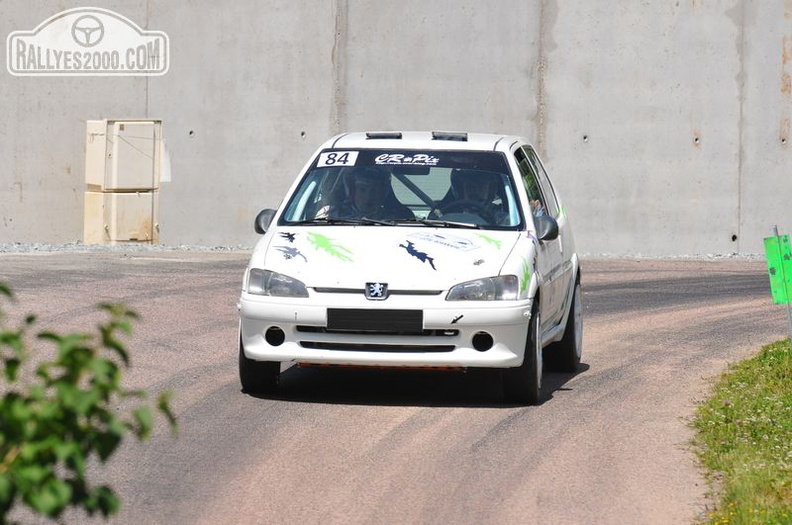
[1,1,790,255]
[546,1,792,255]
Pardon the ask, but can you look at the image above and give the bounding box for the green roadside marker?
[764,234,792,304]
[764,227,792,342]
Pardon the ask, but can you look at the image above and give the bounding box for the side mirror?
[535,215,559,242]
[254,209,277,234]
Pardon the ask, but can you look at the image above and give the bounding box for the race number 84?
[317,151,359,168]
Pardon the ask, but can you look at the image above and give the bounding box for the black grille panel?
[297,326,458,337]
[299,342,455,352]
[326,309,423,333]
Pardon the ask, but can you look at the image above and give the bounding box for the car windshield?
[279,149,523,229]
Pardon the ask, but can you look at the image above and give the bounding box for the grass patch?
[692,339,792,524]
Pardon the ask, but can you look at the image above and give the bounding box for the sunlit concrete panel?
[543,1,742,255]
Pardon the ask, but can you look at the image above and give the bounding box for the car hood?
[252,226,522,290]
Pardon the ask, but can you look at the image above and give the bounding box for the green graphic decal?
[308,232,353,262]
[765,234,792,304]
[476,233,502,250]
[521,258,531,294]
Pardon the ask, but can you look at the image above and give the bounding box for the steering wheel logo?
[71,15,105,47]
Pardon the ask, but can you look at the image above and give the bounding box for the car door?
[513,145,566,329]
[523,146,574,326]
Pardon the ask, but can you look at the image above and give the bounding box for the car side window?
[523,147,560,218]
[514,147,547,218]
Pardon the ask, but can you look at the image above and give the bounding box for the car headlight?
[247,269,309,298]
[446,275,519,301]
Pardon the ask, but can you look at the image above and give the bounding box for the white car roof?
[321,131,527,153]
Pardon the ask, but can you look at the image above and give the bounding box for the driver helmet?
[343,166,391,194]
[450,169,500,204]
[341,166,394,215]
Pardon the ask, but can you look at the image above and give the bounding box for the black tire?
[503,307,542,405]
[546,278,582,373]
[239,338,280,394]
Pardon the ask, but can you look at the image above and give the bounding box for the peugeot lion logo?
[365,282,388,300]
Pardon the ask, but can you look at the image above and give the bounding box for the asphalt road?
[0,250,786,524]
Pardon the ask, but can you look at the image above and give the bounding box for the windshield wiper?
[293,217,396,226]
[395,217,481,229]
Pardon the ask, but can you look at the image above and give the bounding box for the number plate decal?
[317,151,359,167]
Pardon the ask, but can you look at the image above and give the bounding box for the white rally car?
[238,131,582,404]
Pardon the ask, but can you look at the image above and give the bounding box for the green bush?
[0,282,176,522]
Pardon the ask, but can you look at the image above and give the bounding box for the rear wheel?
[239,338,280,394]
[503,307,542,405]
[546,278,582,373]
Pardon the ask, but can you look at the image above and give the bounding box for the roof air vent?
[365,132,403,140]
[431,131,468,142]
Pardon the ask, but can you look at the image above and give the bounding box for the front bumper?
[238,292,533,369]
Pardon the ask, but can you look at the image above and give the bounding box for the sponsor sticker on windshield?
[317,151,359,167]
[375,153,439,166]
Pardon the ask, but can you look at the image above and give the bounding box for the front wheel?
[239,338,280,394]
[503,307,542,405]
[546,279,582,373]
